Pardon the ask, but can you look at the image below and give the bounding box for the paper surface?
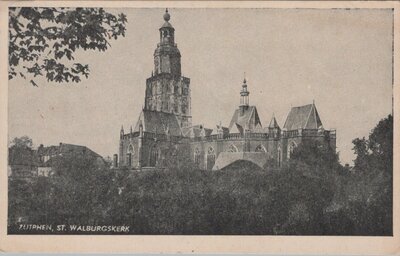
[1,1,399,254]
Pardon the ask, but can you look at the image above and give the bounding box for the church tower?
[144,9,192,128]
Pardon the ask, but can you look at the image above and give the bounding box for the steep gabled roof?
[230,123,244,134]
[283,103,323,130]
[228,106,262,133]
[134,110,182,136]
[268,115,280,129]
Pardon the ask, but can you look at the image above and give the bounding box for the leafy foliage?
[353,114,393,174]
[9,7,127,85]
[9,136,33,149]
[8,116,393,235]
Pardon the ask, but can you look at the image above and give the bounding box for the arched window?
[149,146,159,167]
[194,148,201,166]
[287,141,297,159]
[128,144,134,155]
[127,144,134,167]
[206,147,216,170]
[227,144,238,153]
[255,145,267,153]
[278,147,282,167]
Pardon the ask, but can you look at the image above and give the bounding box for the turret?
[154,8,181,76]
[239,78,250,115]
[159,9,175,45]
[268,114,281,138]
[120,125,124,139]
[138,121,143,168]
[119,125,124,166]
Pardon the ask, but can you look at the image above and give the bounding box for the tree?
[275,140,341,234]
[9,7,127,86]
[289,139,341,174]
[352,114,393,174]
[47,153,114,226]
[346,114,393,235]
[9,136,33,149]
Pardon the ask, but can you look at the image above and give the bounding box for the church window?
[126,144,134,167]
[128,144,134,155]
[126,153,132,167]
[278,147,282,167]
[150,146,159,167]
[206,147,216,170]
[227,144,238,153]
[287,141,297,159]
[194,148,201,166]
[255,145,267,153]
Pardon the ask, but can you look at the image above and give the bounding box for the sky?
[8,8,393,164]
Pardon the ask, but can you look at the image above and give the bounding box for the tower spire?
[164,8,170,22]
[239,76,250,115]
[240,76,250,106]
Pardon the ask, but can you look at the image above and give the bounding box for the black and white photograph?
[2,1,398,252]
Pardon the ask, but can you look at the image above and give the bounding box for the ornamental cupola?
[239,77,250,114]
[153,8,181,76]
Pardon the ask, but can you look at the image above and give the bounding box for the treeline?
[8,115,392,235]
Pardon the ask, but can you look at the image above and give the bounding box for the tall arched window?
[255,145,267,153]
[287,141,297,159]
[194,148,201,166]
[127,144,134,167]
[150,146,159,167]
[227,144,238,153]
[278,147,282,167]
[206,147,216,170]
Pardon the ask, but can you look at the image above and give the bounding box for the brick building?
[116,9,336,170]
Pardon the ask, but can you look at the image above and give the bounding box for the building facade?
[116,10,336,171]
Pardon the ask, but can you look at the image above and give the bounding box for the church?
[114,9,336,171]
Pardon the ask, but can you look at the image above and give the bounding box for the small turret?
[268,114,281,138]
[239,76,250,115]
[138,120,143,169]
[120,125,124,139]
[139,120,143,137]
[160,8,175,45]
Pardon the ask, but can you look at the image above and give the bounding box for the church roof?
[161,21,174,29]
[134,110,182,136]
[283,103,323,131]
[38,143,103,159]
[228,106,262,133]
[268,115,280,129]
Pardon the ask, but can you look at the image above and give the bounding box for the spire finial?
[164,8,170,22]
[243,72,247,84]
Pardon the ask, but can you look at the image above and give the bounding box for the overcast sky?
[9,8,393,164]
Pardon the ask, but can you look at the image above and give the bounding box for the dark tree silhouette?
[9,136,33,148]
[352,114,393,174]
[9,7,127,86]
